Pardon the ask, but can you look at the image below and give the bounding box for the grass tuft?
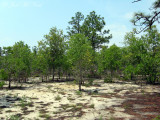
[54,95,61,101]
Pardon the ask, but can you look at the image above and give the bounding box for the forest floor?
[0,77,160,120]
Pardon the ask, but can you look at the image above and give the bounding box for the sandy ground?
[0,77,160,120]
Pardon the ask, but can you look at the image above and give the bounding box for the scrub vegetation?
[0,0,160,119]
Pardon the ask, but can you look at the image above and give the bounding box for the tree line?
[0,9,160,91]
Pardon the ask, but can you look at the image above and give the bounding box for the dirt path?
[0,78,160,120]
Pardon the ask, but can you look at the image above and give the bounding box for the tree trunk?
[52,65,55,81]
[46,76,47,81]
[24,77,27,83]
[82,79,84,85]
[79,80,81,91]
[47,75,49,81]
[79,68,82,91]
[131,73,133,81]
[18,76,20,83]
[66,71,67,80]
[8,75,11,89]
[141,75,143,87]
[145,74,147,85]
[69,73,70,80]
[42,76,43,82]
[111,70,113,77]
[58,68,61,79]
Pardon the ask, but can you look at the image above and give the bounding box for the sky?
[0,0,157,48]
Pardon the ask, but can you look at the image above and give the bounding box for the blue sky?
[0,0,156,48]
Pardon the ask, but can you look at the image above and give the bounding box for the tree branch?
[132,0,141,3]
[132,0,160,33]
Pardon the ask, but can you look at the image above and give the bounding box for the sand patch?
[0,78,160,119]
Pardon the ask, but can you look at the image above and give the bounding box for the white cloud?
[105,24,130,47]
[0,1,42,8]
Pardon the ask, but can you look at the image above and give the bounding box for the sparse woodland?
[0,0,160,119]
[0,9,160,90]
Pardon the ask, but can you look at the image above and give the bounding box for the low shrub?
[18,95,33,108]
[39,113,51,119]
[7,115,20,120]
[54,95,61,101]
[89,104,94,108]
[104,76,113,83]
[122,75,130,81]
[88,79,94,86]
[75,91,82,96]
[153,115,160,120]
[0,81,5,88]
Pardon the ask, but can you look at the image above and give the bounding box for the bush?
[39,113,51,119]
[89,104,94,108]
[18,95,33,108]
[73,80,77,84]
[84,83,90,87]
[7,115,20,120]
[104,76,113,83]
[87,72,101,79]
[0,81,5,88]
[122,75,130,81]
[88,79,95,86]
[34,74,40,77]
[153,115,160,120]
[54,95,61,101]
[0,69,8,80]
[75,91,82,96]
[83,79,94,87]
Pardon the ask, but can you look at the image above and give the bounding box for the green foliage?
[123,65,135,80]
[0,46,15,88]
[6,115,20,120]
[104,76,113,83]
[54,95,61,101]
[153,115,160,120]
[123,26,160,84]
[0,41,32,88]
[0,69,8,80]
[131,0,160,33]
[68,33,93,91]
[0,11,159,90]
[99,115,103,120]
[39,113,51,119]
[82,11,112,50]
[73,80,78,84]
[0,81,5,88]
[75,91,82,96]
[67,12,84,36]
[123,104,132,109]
[109,117,116,120]
[67,96,75,101]
[68,11,111,51]
[98,44,122,76]
[86,78,95,86]
[12,41,31,79]
[38,27,66,80]
[18,96,32,108]
[68,34,93,65]
[69,104,82,112]
[89,104,94,108]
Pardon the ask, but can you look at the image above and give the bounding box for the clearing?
[0,78,160,120]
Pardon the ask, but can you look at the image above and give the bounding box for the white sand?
[0,78,159,120]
